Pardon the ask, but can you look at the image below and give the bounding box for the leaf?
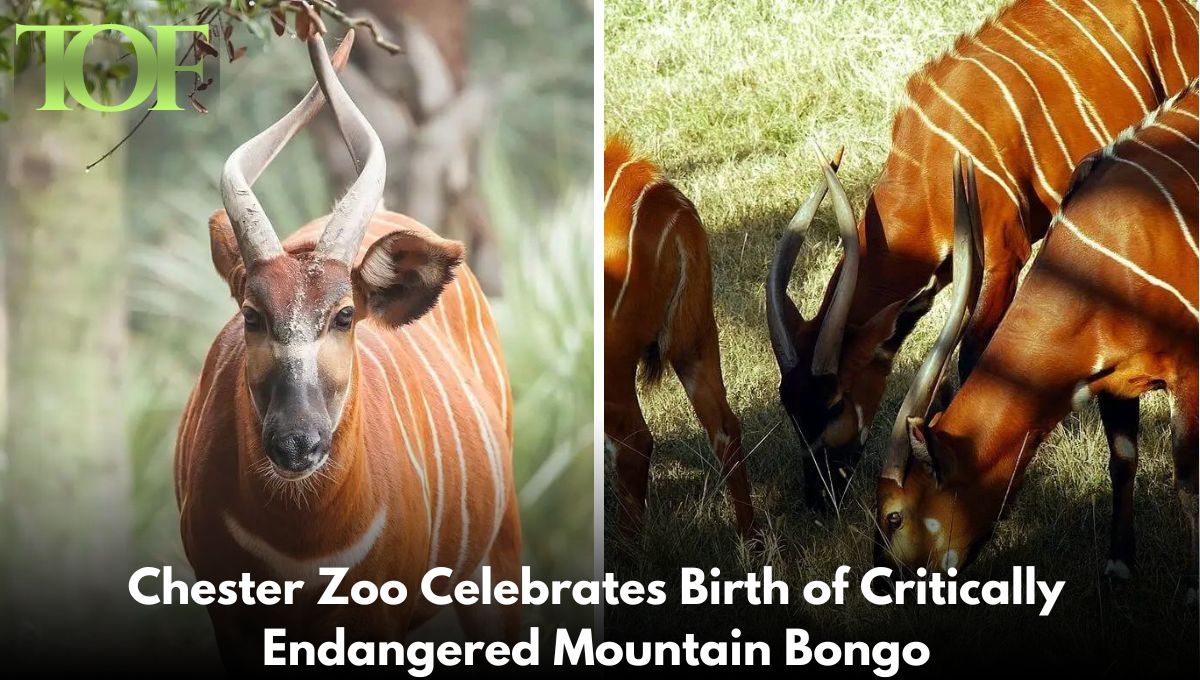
[108,62,132,79]
[196,77,214,92]
[195,36,218,59]
[189,93,208,114]
[229,46,246,63]
[270,11,287,37]
[223,22,233,41]
[0,110,9,123]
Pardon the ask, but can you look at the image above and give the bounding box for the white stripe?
[1046,0,1152,110]
[1110,154,1200,255]
[365,328,441,564]
[973,40,1074,170]
[1155,0,1190,90]
[1083,0,1156,93]
[996,23,1109,147]
[1058,215,1199,318]
[408,325,507,563]
[1177,108,1199,123]
[455,280,481,380]
[1133,0,1172,94]
[397,329,471,578]
[1132,138,1197,183]
[466,274,508,427]
[953,51,1064,204]
[1178,0,1199,30]
[437,302,455,351]
[224,505,388,581]
[654,208,684,265]
[419,390,464,572]
[660,236,688,353]
[359,341,432,523]
[921,76,1024,191]
[905,97,1023,209]
[1152,120,1200,148]
[603,159,638,210]
[611,180,660,318]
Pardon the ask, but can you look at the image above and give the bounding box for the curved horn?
[309,36,387,264]
[810,155,862,376]
[767,148,844,374]
[220,31,358,267]
[880,154,983,486]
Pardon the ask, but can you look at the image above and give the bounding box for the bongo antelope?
[604,137,754,537]
[175,31,519,666]
[768,0,1198,508]
[875,83,1198,594]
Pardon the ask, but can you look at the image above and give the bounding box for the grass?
[603,0,1197,673]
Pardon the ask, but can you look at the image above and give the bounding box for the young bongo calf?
[875,83,1198,597]
[603,138,753,537]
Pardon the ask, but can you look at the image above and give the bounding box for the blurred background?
[0,0,592,665]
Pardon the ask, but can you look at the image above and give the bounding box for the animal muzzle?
[264,424,331,479]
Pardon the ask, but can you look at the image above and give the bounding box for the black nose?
[267,429,327,474]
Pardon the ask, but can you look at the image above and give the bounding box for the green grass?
[604,0,1196,673]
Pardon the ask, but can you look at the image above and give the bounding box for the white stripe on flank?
[921,76,1023,191]
[359,341,432,524]
[905,97,1023,209]
[420,390,464,573]
[603,159,638,210]
[1110,155,1200,255]
[1177,108,1199,123]
[399,329,471,579]
[1058,215,1199,318]
[1046,0,1152,110]
[611,180,661,318]
[1083,0,1155,92]
[659,236,689,353]
[1155,0,1190,89]
[1179,0,1200,30]
[1132,138,1198,184]
[365,327,441,565]
[1133,1,1172,93]
[974,40,1077,170]
[467,274,508,426]
[225,506,388,581]
[407,325,507,562]
[455,280,481,380]
[1152,121,1200,148]
[953,51,1064,204]
[437,302,455,352]
[1002,22,1110,143]
[654,208,684,265]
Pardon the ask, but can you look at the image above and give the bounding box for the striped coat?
[175,212,517,659]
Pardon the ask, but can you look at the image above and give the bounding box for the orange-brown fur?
[175,211,518,666]
[778,0,1198,506]
[876,85,1198,578]
[604,137,753,536]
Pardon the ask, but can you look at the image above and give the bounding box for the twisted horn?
[309,36,387,264]
[810,155,862,376]
[767,148,843,375]
[880,154,983,486]
[220,31,358,267]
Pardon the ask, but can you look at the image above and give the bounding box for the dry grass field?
[603,0,1197,672]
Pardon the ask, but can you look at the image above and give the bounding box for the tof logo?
[14,24,210,112]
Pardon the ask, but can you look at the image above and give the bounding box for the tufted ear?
[353,228,465,327]
[209,209,247,302]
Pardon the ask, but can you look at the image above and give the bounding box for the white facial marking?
[1071,381,1093,411]
[924,518,942,534]
[1113,435,1136,462]
[1104,559,1132,580]
[942,549,959,571]
[224,505,387,581]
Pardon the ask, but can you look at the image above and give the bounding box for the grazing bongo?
[176,32,519,668]
[874,83,1198,595]
[768,0,1198,509]
[604,137,753,537]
